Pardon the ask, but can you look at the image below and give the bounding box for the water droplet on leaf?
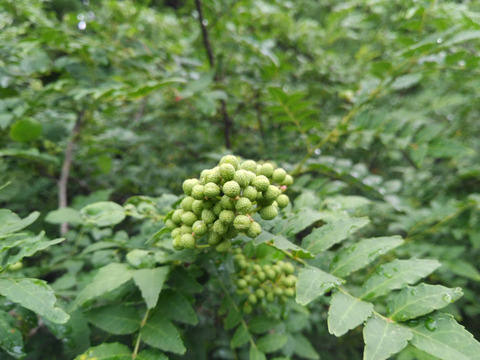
[424,318,437,331]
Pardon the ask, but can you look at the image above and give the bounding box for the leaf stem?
[132,308,150,359]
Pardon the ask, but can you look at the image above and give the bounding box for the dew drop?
[383,272,393,279]
[436,38,443,44]
[407,319,419,327]
[424,318,437,331]
[202,19,209,26]
[78,20,87,30]
[314,148,321,155]
[410,288,418,296]
[442,293,452,303]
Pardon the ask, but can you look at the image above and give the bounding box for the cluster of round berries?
[164,155,293,252]
[234,249,297,313]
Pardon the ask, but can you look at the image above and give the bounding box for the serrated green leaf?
[410,312,480,360]
[141,311,185,354]
[133,267,169,309]
[295,266,345,305]
[9,118,42,142]
[360,259,441,300]
[330,236,404,277]
[1,234,64,270]
[0,310,24,359]
[74,342,132,360]
[80,201,125,227]
[85,304,140,335]
[0,278,69,323]
[445,30,480,46]
[249,346,267,360]
[230,324,250,348]
[254,231,314,259]
[257,333,288,353]
[388,284,463,321]
[292,334,320,360]
[74,263,133,307]
[155,290,198,325]
[443,260,480,281]
[302,217,370,254]
[363,314,413,360]
[273,208,324,236]
[0,210,39,235]
[136,350,168,360]
[225,307,242,330]
[328,291,374,337]
[249,315,280,334]
[45,207,83,225]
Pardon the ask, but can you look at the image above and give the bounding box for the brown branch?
[194,0,232,149]
[195,0,215,67]
[58,109,85,236]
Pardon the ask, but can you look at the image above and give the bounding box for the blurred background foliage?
[0,0,480,358]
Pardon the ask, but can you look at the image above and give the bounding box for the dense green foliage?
[1,0,480,359]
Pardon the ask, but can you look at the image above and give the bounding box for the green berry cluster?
[164,155,293,252]
[233,249,297,313]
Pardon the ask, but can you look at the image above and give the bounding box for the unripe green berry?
[191,184,205,200]
[215,238,232,252]
[266,269,276,280]
[255,288,265,299]
[256,192,274,206]
[243,303,253,314]
[219,163,236,181]
[205,167,221,184]
[223,181,241,198]
[233,170,250,188]
[265,185,281,202]
[260,163,274,177]
[259,205,278,220]
[182,179,200,196]
[257,271,266,281]
[180,234,196,249]
[219,155,239,170]
[282,174,294,186]
[171,227,181,239]
[266,292,275,302]
[252,175,270,192]
[219,210,235,224]
[240,160,257,173]
[276,194,289,209]
[274,287,284,296]
[172,235,183,250]
[235,197,252,214]
[248,294,258,305]
[233,215,251,230]
[201,209,216,224]
[180,225,192,234]
[242,186,258,201]
[180,196,195,211]
[171,209,185,224]
[272,168,287,183]
[199,169,209,180]
[238,260,248,269]
[165,219,177,231]
[192,220,207,236]
[191,200,204,216]
[213,203,223,216]
[245,221,262,238]
[253,264,262,273]
[225,225,240,239]
[203,182,220,199]
[181,211,197,226]
[282,262,295,275]
[237,279,248,288]
[284,288,295,297]
[250,278,260,287]
[272,265,282,275]
[220,195,235,210]
[207,231,222,246]
[213,219,228,235]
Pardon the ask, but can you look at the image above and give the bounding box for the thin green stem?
[132,308,150,359]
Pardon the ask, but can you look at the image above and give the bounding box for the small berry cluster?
[234,249,297,313]
[164,155,293,252]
